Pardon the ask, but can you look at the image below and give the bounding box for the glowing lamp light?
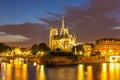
[14,48,22,54]
[33,62,37,66]
[109,50,113,52]
[110,56,120,62]
[40,65,44,72]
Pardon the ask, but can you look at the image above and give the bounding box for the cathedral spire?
[62,16,65,29]
[60,16,68,35]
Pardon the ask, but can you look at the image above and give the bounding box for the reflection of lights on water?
[7,64,12,80]
[101,63,108,80]
[22,64,28,80]
[110,63,115,70]
[41,65,44,68]
[87,66,92,71]
[40,65,44,72]
[23,63,27,67]
[85,72,87,75]
[116,63,120,70]
[109,63,115,80]
[1,62,7,80]
[36,65,40,80]
[109,63,120,80]
[36,64,46,80]
[77,64,84,80]
[87,66,93,80]
[14,58,24,68]
[40,65,46,80]
[14,64,22,80]
[14,58,24,64]
[33,62,37,66]
[116,63,120,80]
[1,62,7,70]
[78,64,84,69]
[102,63,107,71]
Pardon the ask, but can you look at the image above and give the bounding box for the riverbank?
[30,55,120,65]
[0,55,120,65]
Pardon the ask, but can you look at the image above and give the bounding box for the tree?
[31,43,51,56]
[72,44,85,54]
[0,43,12,55]
[37,43,51,56]
[0,43,5,53]
[4,45,12,55]
[38,43,51,54]
[31,44,39,55]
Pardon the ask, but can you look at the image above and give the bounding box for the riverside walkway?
[0,55,120,65]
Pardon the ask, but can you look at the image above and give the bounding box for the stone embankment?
[30,56,119,65]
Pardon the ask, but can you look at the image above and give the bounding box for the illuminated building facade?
[49,17,76,51]
[94,38,120,56]
[83,43,93,56]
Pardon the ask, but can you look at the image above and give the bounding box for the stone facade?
[49,17,76,51]
[94,38,120,56]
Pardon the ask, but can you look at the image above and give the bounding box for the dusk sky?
[0,0,120,47]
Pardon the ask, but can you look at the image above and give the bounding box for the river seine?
[0,62,120,80]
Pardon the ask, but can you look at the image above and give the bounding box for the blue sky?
[0,0,88,25]
[0,0,120,47]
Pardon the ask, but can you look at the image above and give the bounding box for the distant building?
[94,38,120,56]
[14,47,22,54]
[83,43,93,56]
[49,17,76,51]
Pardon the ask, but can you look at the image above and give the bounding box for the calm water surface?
[0,62,120,80]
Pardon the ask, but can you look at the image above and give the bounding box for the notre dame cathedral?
[49,17,76,51]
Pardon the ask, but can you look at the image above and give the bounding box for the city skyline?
[0,0,120,47]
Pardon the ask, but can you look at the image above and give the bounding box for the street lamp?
[109,49,113,55]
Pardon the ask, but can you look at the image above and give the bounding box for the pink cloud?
[1,0,120,47]
[0,22,49,47]
[39,0,120,42]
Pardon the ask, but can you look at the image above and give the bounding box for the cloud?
[38,0,120,42]
[0,32,6,35]
[112,27,120,30]
[1,0,120,47]
[0,22,49,47]
[0,31,30,43]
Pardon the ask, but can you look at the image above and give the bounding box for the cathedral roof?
[52,34,74,40]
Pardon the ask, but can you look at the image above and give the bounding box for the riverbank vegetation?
[0,42,101,58]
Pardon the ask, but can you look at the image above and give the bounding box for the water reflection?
[14,63,22,80]
[77,64,84,80]
[87,66,93,80]
[7,64,12,80]
[109,63,120,80]
[45,66,76,80]
[100,63,108,80]
[36,65,46,80]
[0,62,120,80]
[109,63,115,80]
[1,62,7,80]
[22,64,28,80]
[115,63,120,80]
[0,62,28,80]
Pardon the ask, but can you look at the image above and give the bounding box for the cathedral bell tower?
[49,17,76,51]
